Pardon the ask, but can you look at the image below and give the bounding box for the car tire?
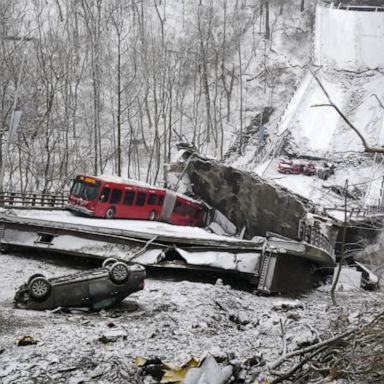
[109,262,130,284]
[29,277,51,301]
[105,207,115,219]
[102,258,117,268]
[27,273,46,285]
[148,210,156,221]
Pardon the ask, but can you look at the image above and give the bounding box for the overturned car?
[14,259,146,311]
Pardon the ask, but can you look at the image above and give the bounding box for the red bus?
[66,175,209,227]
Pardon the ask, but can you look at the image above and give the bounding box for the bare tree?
[81,0,104,175]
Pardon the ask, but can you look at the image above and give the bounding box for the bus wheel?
[105,207,115,219]
[148,210,156,221]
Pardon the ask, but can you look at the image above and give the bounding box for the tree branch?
[309,67,384,154]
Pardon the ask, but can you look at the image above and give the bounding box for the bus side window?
[157,195,164,206]
[136,192,146,206]
[123,190,135,205]
[110,189,122,204]
[99,187,110,202]
[174,202,186,215]
[147,193,157,205]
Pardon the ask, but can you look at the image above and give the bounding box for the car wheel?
[102,258,117,268]
[105,207,115,219]
[148,210,156,221]
[29,277,51,301]
[27,273,46,285]
[109,262,130,284]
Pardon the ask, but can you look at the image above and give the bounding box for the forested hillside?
[0,0,315,192]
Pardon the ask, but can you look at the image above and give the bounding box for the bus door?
[159,190,177,222]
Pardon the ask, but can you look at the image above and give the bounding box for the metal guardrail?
[0,192,68,209]
[350,205,384,218]
[298,221,334,256]
[323,2,384,12]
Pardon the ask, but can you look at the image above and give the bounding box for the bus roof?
[97,174,161,190]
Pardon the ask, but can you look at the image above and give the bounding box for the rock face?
[187,158,311,240]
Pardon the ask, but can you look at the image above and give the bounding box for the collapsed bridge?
[0,208,335,294]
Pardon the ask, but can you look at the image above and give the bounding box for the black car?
[14,259,146,311]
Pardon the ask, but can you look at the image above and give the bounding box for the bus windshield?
[70,180,99,201]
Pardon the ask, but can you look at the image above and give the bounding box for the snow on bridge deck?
[315,2,384,71]
[0,208,336,269]
[1,208,263,249]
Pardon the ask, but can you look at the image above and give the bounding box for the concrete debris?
[272,300,305,312]
[333,267,362,291]
[16,336,39,346]
[98,329,127,343]
[228,312,250,326]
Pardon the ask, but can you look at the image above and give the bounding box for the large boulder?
[187,158,313,240]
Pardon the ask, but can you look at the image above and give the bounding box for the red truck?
[278,160,316,176]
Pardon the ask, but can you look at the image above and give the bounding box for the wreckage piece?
[183,353,233,384]
[278,160,316,176]
[132,235,335,294]
[134,352,233,384]
[14,261,145,311]
[332,261,379,291]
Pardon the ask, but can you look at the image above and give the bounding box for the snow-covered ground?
[0,253,383,383]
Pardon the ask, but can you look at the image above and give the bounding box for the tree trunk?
[265,0,270,40]
[117,31,122,176]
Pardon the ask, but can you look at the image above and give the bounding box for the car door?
[53,280,90,308]
[88,277,116,310]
